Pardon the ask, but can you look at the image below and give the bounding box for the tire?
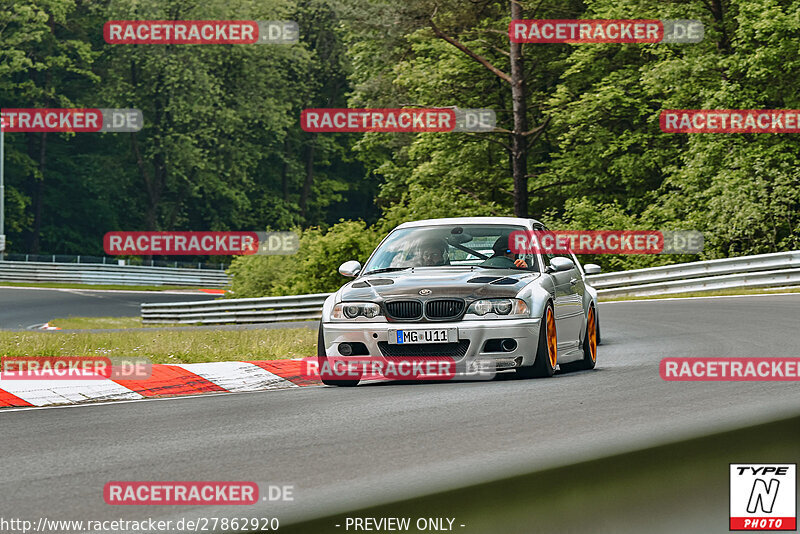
[517,301,557,379]
[575,305,598,370]
[595,310,602,345]
[317,324,361,387]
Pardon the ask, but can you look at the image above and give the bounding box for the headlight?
[466,298,529,318]
[331,302,382,320]
[469,300,494,316]
[493,300,513,315]
[343,304,361,319]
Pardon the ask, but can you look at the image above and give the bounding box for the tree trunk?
[300,135,315,220]
[26,132,47,254]
[509,0,529,217]
[282,137,290,202]
[129,59,160,233]
[32,132,47,253]
[131,132,158,231]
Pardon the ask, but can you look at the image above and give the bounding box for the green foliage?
[228,220,381,296]
[1,0,370,255]
[2,0,798,291]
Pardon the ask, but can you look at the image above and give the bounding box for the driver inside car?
[480,235,528,268]
[414,238,450,267]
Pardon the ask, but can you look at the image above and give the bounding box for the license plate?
[388,328,457,345]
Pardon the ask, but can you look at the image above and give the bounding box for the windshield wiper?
[363,267,410,276]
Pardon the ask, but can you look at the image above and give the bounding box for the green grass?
[47,316,191,329]
[0,281,221,292]
[0,328,317,364]
[49,316,146,329]
[599,285,800,302]
[23,286,796,365]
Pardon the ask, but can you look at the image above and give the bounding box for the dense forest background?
[1,0,798,296]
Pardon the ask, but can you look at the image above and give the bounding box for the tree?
[0,0,98,252]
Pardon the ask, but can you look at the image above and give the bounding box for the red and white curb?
[0,359,319,408]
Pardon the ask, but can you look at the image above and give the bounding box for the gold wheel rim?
[587,307,597,363]
[546,307,557,369]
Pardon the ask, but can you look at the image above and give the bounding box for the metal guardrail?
[591,251,800,297]
[1,253,228,270]
[142,293,329,324]
[0,261,230,288]
[588,251,800,288]
[140,251,800,324]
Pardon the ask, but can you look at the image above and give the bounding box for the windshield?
[363,224,537,273]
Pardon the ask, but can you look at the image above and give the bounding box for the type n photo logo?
[730,464,796,530]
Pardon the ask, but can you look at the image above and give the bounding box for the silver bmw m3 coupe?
[318,217,601,386]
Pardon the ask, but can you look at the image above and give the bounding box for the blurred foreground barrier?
[141,251,800,324]
[0,261,229,288]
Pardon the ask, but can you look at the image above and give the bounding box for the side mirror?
[583,263,602,275]
[338,260,362,278]
[548,257,575,273]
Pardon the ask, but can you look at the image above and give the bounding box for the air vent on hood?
[467,276,519,285]
[351,278,395,288]
[492,277,520,285]
[467,276,502,284]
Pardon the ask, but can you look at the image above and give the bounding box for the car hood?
[339,267,539,302]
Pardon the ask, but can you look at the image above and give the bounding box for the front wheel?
[317,324,361,387]
[517,302,557,379]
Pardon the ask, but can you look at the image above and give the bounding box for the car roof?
[395,216,542,229]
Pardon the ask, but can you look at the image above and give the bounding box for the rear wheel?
[595,310,602,345]
[568,305,597,371]
[517,302,557,379]
[317,324,361,387]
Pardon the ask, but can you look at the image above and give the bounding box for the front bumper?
[321,317,542,369]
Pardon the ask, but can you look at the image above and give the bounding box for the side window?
[536,225,574,272]
[543,252,575,272]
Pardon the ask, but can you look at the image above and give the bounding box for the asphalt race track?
[0,287,216,329]
[1,294,799,533]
